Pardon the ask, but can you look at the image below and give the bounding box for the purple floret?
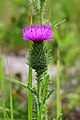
[22,24,53,41]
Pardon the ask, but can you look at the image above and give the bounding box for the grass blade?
[28,41,32,120]
[0,45,6,119]
[28,8,33,120]
[6,55,13,120]
[56,49,62,120]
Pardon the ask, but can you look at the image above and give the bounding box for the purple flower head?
[22,24,53,41]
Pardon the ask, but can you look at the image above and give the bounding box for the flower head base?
[22,24,53,41]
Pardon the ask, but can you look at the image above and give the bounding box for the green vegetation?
[0,0,80,120]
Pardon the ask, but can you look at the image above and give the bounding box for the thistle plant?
[22,24,53,119]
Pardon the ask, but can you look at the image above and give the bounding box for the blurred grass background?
[0,0,80,119]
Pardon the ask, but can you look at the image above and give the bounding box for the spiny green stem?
[44,104,47,120]
[0,45,6,120]
[38,75,49,120]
